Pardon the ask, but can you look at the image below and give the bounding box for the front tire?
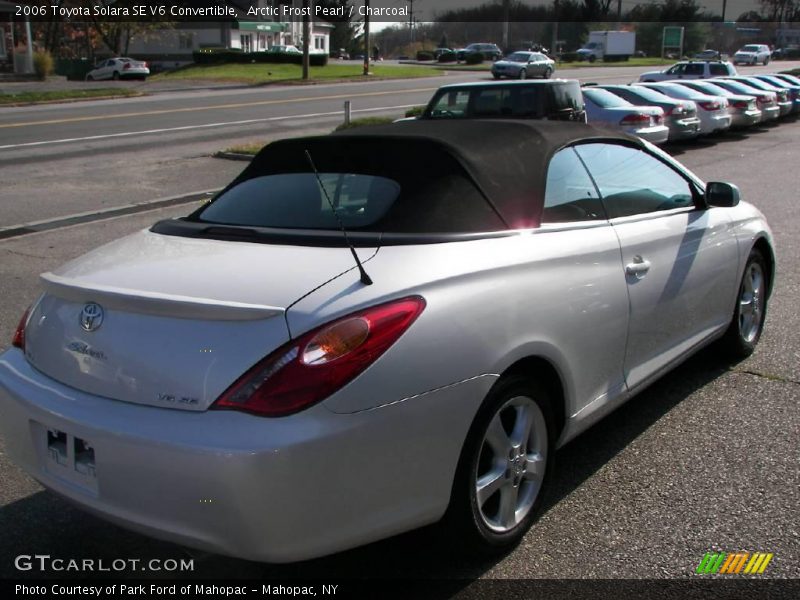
[543,67,553,79]
[443,375,555,553]
[764,56,770,65]
[518,68,527,80]
[719,248,768,358]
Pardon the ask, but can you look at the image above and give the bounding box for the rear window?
[192,143,506,234]
[583,87,631,108]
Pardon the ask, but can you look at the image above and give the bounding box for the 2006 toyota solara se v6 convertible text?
[0,120,774,562]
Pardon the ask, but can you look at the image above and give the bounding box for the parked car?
[85,57,149,81]
[491,51,555,80]
[707,78,781,121]
[750,75,800,114]
[457,43,503,61]
[723,76,793,116]
[772,72,800,86]
[638,60,737,82]
[595,84,702,141]
[433,47,454,59]
[417,80,586,122]
[268,45,301,54]
[635,82,732,134]
[670,80,762,127]
[581,87,669,144]
[0,119,774,562]
[733,44,771,66]
[694,49,721,60]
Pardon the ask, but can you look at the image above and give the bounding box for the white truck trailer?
[577,31,636,62]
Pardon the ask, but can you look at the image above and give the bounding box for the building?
[0,0,34,76]
[126,0,333,69]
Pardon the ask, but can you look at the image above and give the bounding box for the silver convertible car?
[0,121,774,562]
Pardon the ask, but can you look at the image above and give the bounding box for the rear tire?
[112,71,120,81]
[441,375,556,554]
[719,248,768,358]
[86,75,94,81]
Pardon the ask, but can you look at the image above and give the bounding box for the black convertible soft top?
[234,119,641,228]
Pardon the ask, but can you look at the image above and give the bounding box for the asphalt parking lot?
[0,117,798,586]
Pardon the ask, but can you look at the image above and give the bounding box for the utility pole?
[502,0,510,50]
[617,0,622,25]
[551,0,559,57]
[363,0,370,76]
[721,0,727,21]
[302,0,310,80]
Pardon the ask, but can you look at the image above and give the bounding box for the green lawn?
[152,63,442,85]
[0,88,142,105]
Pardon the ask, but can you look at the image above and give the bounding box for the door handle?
[625,256,651,279]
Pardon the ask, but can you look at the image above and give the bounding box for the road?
[0,63,798,585]
[2,61,799,227]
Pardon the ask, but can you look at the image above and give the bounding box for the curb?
[0,189,218,241]
[214,151,255,161]
[0,91,147,108]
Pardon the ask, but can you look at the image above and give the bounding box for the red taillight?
[123,63,131,70]
[732,100,749,109]
[12,307,31,351]
[142,62,148,69]
[620,113,651,125]
[698,101,721,111]
[213,296,426,417]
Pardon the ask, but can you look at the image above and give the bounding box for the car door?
[540,148,629,418]
[574,142,740,391]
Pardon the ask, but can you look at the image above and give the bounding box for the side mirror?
[705,181,740,207]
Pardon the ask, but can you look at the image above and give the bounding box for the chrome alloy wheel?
[474,396,547,533]
[739,261,765,343]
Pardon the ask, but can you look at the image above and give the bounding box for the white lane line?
[0,104,419,150]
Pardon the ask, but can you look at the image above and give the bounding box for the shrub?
[464,52,485,65]
[405,106,425,118]
[192,50,328,67]
[33,51,54,80]
[437,52,457,63]
[334,116,394,132]
[416,51,434,61]
[559,52,579,63]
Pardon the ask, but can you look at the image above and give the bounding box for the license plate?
[35,422,98,494]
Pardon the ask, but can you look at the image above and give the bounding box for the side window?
[685,64,704,76]
[574,143,696,219]
[709,63,728,76]
[543,148,604,223]
[667,64,685,75]
[470,88,513,116]
[428,90,470,118]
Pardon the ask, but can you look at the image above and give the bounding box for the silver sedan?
[0,120,774,563]
[492,51,555,79]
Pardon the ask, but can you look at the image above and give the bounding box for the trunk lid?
[24,229,375,411]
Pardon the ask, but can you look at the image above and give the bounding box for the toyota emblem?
[80,303,104,332]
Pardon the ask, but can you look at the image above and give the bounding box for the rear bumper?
[777,101,793,116]
[0,349,491,563]
[759,105,781,121]
[730,109,762,127]
[667,116,702,140]
[629,124,670,144]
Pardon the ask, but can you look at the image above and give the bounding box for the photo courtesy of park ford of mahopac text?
[1,0,799,599]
